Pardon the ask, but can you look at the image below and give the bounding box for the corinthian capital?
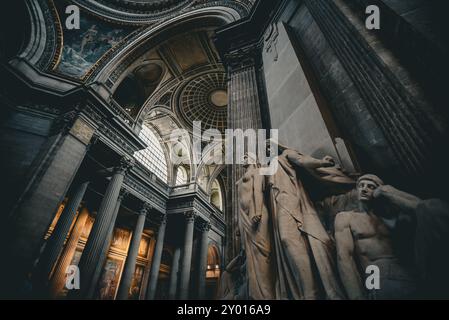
[139,203,152,216]
[115,155,135,175]
[224,43,262,71]
[184,211,196,223]
[117,189,129,202]
[199,221,211,232]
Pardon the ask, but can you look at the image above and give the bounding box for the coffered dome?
[177,72,228,132]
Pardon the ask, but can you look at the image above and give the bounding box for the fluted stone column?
[49,207,89,298]
[168,247,181,300]
[86,189,128,299]
[197,222,211,300]
[303,0,437,175]
[225,45,264,261]
[116,204,149,300]
[35,181,89,288]
[74,157,134,298]
[179,212,196,300]
[146,215,167,300]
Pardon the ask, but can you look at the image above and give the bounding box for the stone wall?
[262,22,341,162]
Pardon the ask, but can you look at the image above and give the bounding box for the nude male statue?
[335,174,416,299]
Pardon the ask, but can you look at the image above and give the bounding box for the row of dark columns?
[161,213,211,300]
[35,156,212,299]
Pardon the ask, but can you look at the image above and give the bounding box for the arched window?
[210,179,223,211]
[134,125,168,182]
[175,166,188,185]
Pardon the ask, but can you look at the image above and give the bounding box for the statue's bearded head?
[357,174,384,202]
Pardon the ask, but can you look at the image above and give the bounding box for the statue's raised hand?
[321,155,335,167]
[251,215,262,229]
[373,185,398,199]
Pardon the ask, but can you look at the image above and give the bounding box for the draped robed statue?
[218,141,355,300]
[266,142,354,299]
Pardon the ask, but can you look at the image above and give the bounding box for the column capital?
[52,109,79,136]
[198,221,211,233]
[223,42,262,72]
[117,189,129,202]
[160,213,167,225]
[115,156,135,175]
[183,211,196,223]
[139,203,152,216]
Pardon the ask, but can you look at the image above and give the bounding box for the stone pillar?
[1,115,96,297]
[49,207,89,298]
[146,215,167,300]
[86,190,128,299]
[74,157,134,298]
[179,212,196,300]
[197,222,211,300]
[303,0,438,175]
[225,45,264,261]
[168,247,181,300]
[116,204,149,300]
[35,181,89,288]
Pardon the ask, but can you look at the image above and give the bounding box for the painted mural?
[55,1,135,78]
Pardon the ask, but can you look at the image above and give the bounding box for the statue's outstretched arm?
[286,150,335,170]
[373,185,421,213]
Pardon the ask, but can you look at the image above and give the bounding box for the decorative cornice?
[124,173,167,210]
[73,0,250,25]
[97,123,137,155]
[35,0,62,71]
[15,104,62,117]
[95,0,191,16]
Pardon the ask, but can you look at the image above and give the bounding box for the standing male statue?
[334,174,417,299]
